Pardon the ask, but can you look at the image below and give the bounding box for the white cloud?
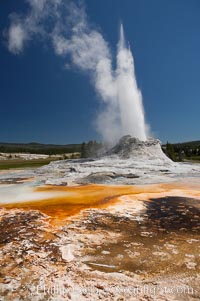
[8,22,26,54]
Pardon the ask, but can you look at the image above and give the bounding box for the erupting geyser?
[116,24,148,142]
[96,24,149,144]
[6,2,149,144]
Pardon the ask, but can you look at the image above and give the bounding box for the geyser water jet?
[96,24,149,144]
[116,24,147,142]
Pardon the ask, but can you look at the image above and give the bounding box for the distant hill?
[162,140,200,147]
[0,142,82,155]
[171,140,200,148]
[162,140,200,161]
[162,140,200,151]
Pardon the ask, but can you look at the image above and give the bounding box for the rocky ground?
[0,183,200,301]
[0,136,200,300]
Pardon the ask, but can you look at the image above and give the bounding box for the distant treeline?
[0,142,82,155]
[0,141,104,157]
[162,140,200,161]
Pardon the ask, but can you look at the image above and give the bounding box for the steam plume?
[5,0,150,144]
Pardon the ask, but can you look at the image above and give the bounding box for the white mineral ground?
[0,136,200,300]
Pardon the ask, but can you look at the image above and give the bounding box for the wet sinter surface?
[0,181,200,300]
[82,196,200,278]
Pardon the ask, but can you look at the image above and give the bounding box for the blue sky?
[0,0,200,144]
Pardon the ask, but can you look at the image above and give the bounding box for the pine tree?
[166,142,176,161]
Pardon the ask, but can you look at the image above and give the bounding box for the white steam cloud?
[6,0,150,144]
